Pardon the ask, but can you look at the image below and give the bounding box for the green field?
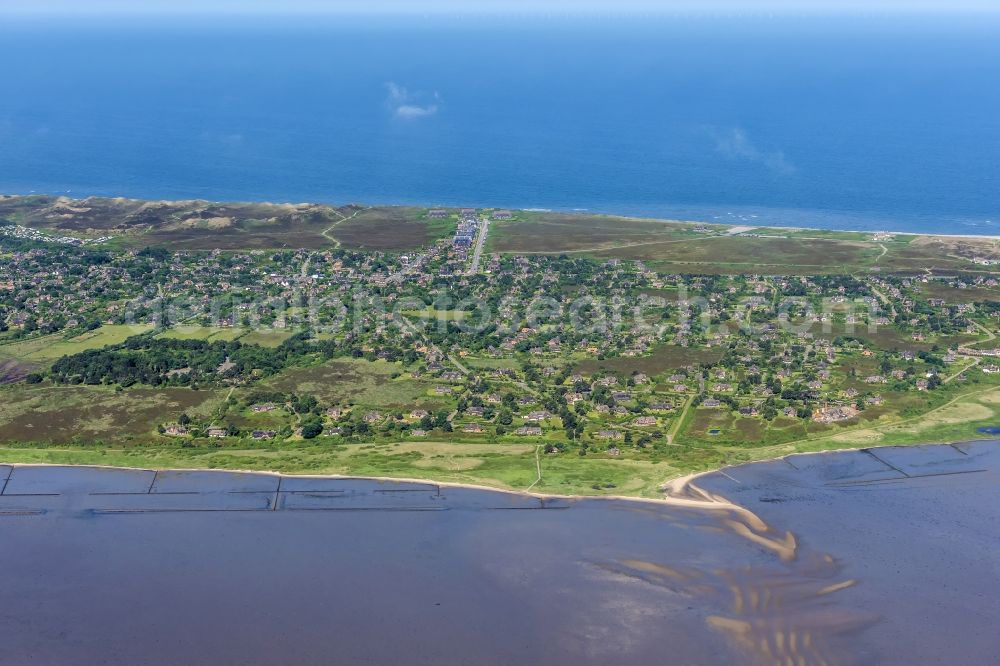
[0,324,153,363]
[155,326,246,342]
[236,330,295,347]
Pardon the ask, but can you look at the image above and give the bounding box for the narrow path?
[392,312,470,376]
[321,206,368,247]
[668,396,694,445]
[943,357,979,384]
[0,332,59,349]
[525,445,542,492]
[875,243,888,264]
[968,320,997,348]
[868,283,897,319]
[447,353,471,376]
[512,236,708,255]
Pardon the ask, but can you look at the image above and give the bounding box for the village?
[3,207,998,454]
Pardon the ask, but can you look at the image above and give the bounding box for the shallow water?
[0,441,997,665]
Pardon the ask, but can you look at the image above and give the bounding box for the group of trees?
[47,331,350,387]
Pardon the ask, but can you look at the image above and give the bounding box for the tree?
[301,422,323,439]
[178,413,191,426]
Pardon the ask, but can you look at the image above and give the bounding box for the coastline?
[3,191,998,239]
[4,436,996,506]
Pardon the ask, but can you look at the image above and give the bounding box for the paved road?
[468,219,490,274]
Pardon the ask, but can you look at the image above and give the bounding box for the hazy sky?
[1,0,997,15]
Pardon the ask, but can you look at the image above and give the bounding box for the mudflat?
[0,441,997,665]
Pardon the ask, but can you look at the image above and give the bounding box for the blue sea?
[1,13,999,235]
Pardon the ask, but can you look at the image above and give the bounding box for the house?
[410,410,430,420]
[598,430,624,440]
[515,426,542,436]
[251,402,277,413]
[607,446,621,457]
[364,411,383,424]
[467,406,485,417]
[412,429,427,437]
[983,365,1000,374]
[702,398,721,408]
[463,423,484,434]
[207,428,228,438]
[251,430,276,440]
[525,410,551,422]
[492,210,513,220]
[632,416,657,427]
[649,403,673,412]
[428,209,448,218]
[812,405,859,424]
[164,425,189,437]
[325,407,343,419]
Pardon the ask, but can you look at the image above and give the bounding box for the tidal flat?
[0,441,997,665]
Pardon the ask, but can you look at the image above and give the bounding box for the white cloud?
[710,127,795,175]
[385,82,440,120]
[394,105,437,119]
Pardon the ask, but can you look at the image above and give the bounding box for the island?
[1,194,998,497]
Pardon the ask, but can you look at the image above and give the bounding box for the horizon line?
[3,1,1000,17]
